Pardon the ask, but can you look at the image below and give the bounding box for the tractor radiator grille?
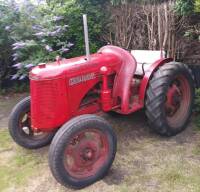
[30,78,69,131]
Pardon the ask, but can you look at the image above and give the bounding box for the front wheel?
[49,114,117,189]
[145,62,195,136]
[8,96,55,149]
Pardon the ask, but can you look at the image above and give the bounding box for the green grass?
[0,129,12,150]
[192,144,200,155]
[0,130,44,192]
[2,94,200,191]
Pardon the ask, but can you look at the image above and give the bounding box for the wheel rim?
[63,128,109,179]
[165,74,191,128]
[19,110,49,140]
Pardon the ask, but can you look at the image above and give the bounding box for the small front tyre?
[49,114,117,189]
[8,97,55,149]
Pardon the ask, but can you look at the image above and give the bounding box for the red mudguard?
[99,46,137,113]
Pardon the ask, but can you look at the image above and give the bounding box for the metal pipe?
[83,14,91,61]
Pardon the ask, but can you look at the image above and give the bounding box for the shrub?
[8,0,107,80]
[0,0,108,86]
[9,1,73,80]
[0,1,19,86]
[175,0,195,15]
[195,0,200,12]
[194,89,200,129]
[195,89,200,113]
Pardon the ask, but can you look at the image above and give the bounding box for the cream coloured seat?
[131,50,166,75]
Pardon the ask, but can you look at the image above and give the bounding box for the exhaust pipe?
[83,14,91,61]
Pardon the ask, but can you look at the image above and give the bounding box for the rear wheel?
[8,97,55,149]
[145,62,195,136]
[49,114,117,189]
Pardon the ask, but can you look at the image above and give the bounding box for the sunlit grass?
[1,95,200,191]
[0,130,44,191]
[0,129,13,150]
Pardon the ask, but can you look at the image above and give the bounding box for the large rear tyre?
[8,97,55,149]
[145,62,195,136]
[49,114,117,189]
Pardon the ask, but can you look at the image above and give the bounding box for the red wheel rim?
[19,110,49,140]
[165,74,191,128]
[63,129,109,179]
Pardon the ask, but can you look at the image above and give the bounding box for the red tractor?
[9,15,194,189]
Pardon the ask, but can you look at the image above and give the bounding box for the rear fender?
[138,58,173,106]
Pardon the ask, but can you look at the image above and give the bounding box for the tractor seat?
[131,50,166,76]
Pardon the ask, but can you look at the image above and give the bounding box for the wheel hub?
[64,129,109,179]
[164,74,192,128]
[166,83,182,116]
[82,148,94,160]
[76,139,99,166]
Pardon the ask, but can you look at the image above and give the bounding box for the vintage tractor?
[8,15,194,189]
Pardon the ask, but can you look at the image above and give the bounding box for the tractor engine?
[29,49,125,132]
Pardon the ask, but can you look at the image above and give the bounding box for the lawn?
[1,94,200,192]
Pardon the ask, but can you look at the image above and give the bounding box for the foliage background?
[0,0,108,88]
[0,0,199,89]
